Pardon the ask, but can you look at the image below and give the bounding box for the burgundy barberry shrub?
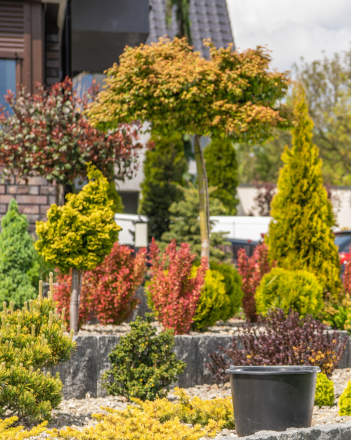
[54,243,147,327]
[146,239,207,335]
[237,242,272,322]
[207,309,347,382]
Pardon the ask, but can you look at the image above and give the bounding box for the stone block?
[48,195,56,205]
[217,421,351,440]
[20,176,48,186]
[97,336,120,397]
[174,335,233,388]
[0,205,7,214]
[18,205,39,215]
[0,195,14,204]
[51,336,99,399]
[16,195,47,204]
[40,205,51,214]
[40,185,56,195]
[0,185,5,194]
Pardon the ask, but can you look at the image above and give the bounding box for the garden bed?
[25,369,351,439]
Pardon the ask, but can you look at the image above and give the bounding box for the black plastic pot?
[225,365,320,437]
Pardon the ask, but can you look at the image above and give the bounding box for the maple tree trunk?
[194,134,210,263]
[70,268,83,334]
[56,183,65,206]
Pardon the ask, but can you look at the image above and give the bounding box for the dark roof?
[146,0,234,58]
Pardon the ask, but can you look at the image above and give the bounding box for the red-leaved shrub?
[54,271,92,329]
[207,309,347,382]
[343,246,351,295]
[237,242,272,322]
[147,239,207,335]
[54,243,147,327]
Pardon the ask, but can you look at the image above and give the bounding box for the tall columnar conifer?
[160,183,230,263]
[266,84,341,297]
[139,133,187,241]
[204,138,238,215]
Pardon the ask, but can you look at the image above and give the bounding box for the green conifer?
[0,199,39,308]
[204,139,238,215]
[160,183,230,263]
[266,84,341,297]
[107,180,124,213]
[139,133,188,241]
[0,275,75,421]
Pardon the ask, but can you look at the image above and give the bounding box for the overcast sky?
[226,0,351,74]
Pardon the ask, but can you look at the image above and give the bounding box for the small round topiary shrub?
[339,380,351,415]
[255,268,324,317]
[192,269,228,331]
[102,314,185,401]
[210,262,243,320]
[315,373,334,407]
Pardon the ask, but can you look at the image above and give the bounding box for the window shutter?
[0,1,24,56]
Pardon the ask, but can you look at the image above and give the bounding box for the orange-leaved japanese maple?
[87,37,291,260]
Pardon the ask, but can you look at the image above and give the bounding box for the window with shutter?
[0,1,24,58]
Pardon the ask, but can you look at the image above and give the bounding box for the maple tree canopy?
[87,37,291,142]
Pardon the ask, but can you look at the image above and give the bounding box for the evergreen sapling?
[0,199,39,309]
[102,314,185,401]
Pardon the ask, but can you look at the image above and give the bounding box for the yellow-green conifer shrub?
[0,275,75,421]
[35,165,120,273]
[35,164,120,332]
[266,83,341,298]
[0,417,47,440]
[315,373,334,407]
[50,388,234,440]
[256,268,324,317]
[192,269,228,331]
[339,380,351,415]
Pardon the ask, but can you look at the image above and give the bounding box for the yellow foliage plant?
[0,417,47,440]
[50,388,234,440]
[191,268,228,331]
[35,164,120,273]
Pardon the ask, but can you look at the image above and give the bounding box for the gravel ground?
[21,368,351,439]
[77,318,247,337]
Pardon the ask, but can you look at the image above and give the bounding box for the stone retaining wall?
[51,332,351,400]
[217,422,351,440]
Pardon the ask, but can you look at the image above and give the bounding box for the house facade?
[0,0,149,228]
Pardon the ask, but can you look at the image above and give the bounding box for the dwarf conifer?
[139,133,187,241]
[204,139,238,215]
[0,199,39,308]
[160,183,230,263]
[266,84,341,297]
[0,275,75,421]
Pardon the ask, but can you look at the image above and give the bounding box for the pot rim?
[225,365,321,375]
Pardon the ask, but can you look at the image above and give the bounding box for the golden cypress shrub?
[339,380,351,415]
[191,269,228,331]
[0,417,47,439]
[255,268,324,317]
[50,388,234,440]
[315,373,334,407]
[266,83,341,298]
